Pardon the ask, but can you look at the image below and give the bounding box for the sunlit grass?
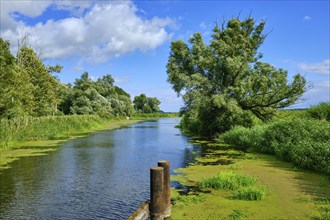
[0,115,107,148]
[199,171,257,190]
[198,171,267,201]
[233,186,266,201]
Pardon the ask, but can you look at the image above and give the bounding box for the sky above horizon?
[1,0,329,112]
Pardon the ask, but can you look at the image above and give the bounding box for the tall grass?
[233,186,266,201]
[199,172,266,201]
[199,172,257,190]
[0,115,107,148]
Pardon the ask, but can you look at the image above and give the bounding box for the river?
[0,118,200,219]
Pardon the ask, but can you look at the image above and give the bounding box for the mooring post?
[157,160,171,218]
[150,166,165,220]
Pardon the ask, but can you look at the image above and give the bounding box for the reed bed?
[0,115,106,148]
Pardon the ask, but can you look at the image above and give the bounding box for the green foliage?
[233,186,266,201]
[0,38,34,118]
[60,72,134,118]
[0,115,106,147]
[0,38,135,119]
[199,172,257,190]
[167,17,306,137]
[221,115,330,174]
[17,46,64,116]
[133,94,161,113]
[307,102,330,121]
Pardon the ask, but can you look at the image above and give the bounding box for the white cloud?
[113,75,130,85]
[291,80,329,108]
[1,1,173,63]
[303,16,311,21]
[199,22,207,30]
[298,59,330,75]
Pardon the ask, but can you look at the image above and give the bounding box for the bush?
[220,118,330,174]
[307,102,330,121]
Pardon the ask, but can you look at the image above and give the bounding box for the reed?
[0,115,107,148]
[198,172,257,190]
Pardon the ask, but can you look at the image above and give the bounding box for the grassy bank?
[131,112,178,119]
[0,115,144,169]
[0,115,107,148]
[171,142,330,219]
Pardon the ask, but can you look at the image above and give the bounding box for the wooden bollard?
[150,167,165,220]
[157,160,171,218]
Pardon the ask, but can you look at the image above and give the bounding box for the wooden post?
[158,160,171,218]
[150,167,165,220]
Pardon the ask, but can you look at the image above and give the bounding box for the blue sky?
[1,0,329,112]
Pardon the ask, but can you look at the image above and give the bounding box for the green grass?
[199,172,257,190]
[198,172,266,201]
[233,186,266,201]
[228,209,247,219]
[176,194,205,205]
[130,112,178,119]
[0,115,108,148]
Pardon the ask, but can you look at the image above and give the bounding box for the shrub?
[220,117,330,174]
[307,102,330,121]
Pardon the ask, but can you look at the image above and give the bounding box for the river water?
[0,118,200,219]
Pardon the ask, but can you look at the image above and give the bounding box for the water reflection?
[0,118,199,219]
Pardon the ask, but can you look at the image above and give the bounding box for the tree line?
[0,38,160,119]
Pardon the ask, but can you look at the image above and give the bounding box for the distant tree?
[133,94,161,113]
[133,94,148,112]
[148,97,161,112]
[68,72,133,117]
[167,17,307,136]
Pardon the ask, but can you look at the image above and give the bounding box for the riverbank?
[0,118,143,170]
[170,142,330,219]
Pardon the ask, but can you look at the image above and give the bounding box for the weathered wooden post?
[157,160,171,218]
[150,166,165,220]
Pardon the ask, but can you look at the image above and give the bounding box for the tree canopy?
[167,17,307,136]
[0,38,140,119]
[133,94,161,113]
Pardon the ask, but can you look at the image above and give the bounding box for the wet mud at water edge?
[170,141,330,220]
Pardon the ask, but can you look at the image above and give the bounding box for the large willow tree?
[167,17,307,136]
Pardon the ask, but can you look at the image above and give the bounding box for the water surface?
[0,118,199,219]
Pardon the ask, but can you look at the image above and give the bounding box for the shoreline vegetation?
[0,113,177,170]
[170,142,330,219]
[170,103,330,219]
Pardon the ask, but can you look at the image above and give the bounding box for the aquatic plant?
[198,172,257,190]
[233,186,266,201]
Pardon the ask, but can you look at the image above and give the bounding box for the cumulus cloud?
[1,1,173,63]
[298,59,330,75]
